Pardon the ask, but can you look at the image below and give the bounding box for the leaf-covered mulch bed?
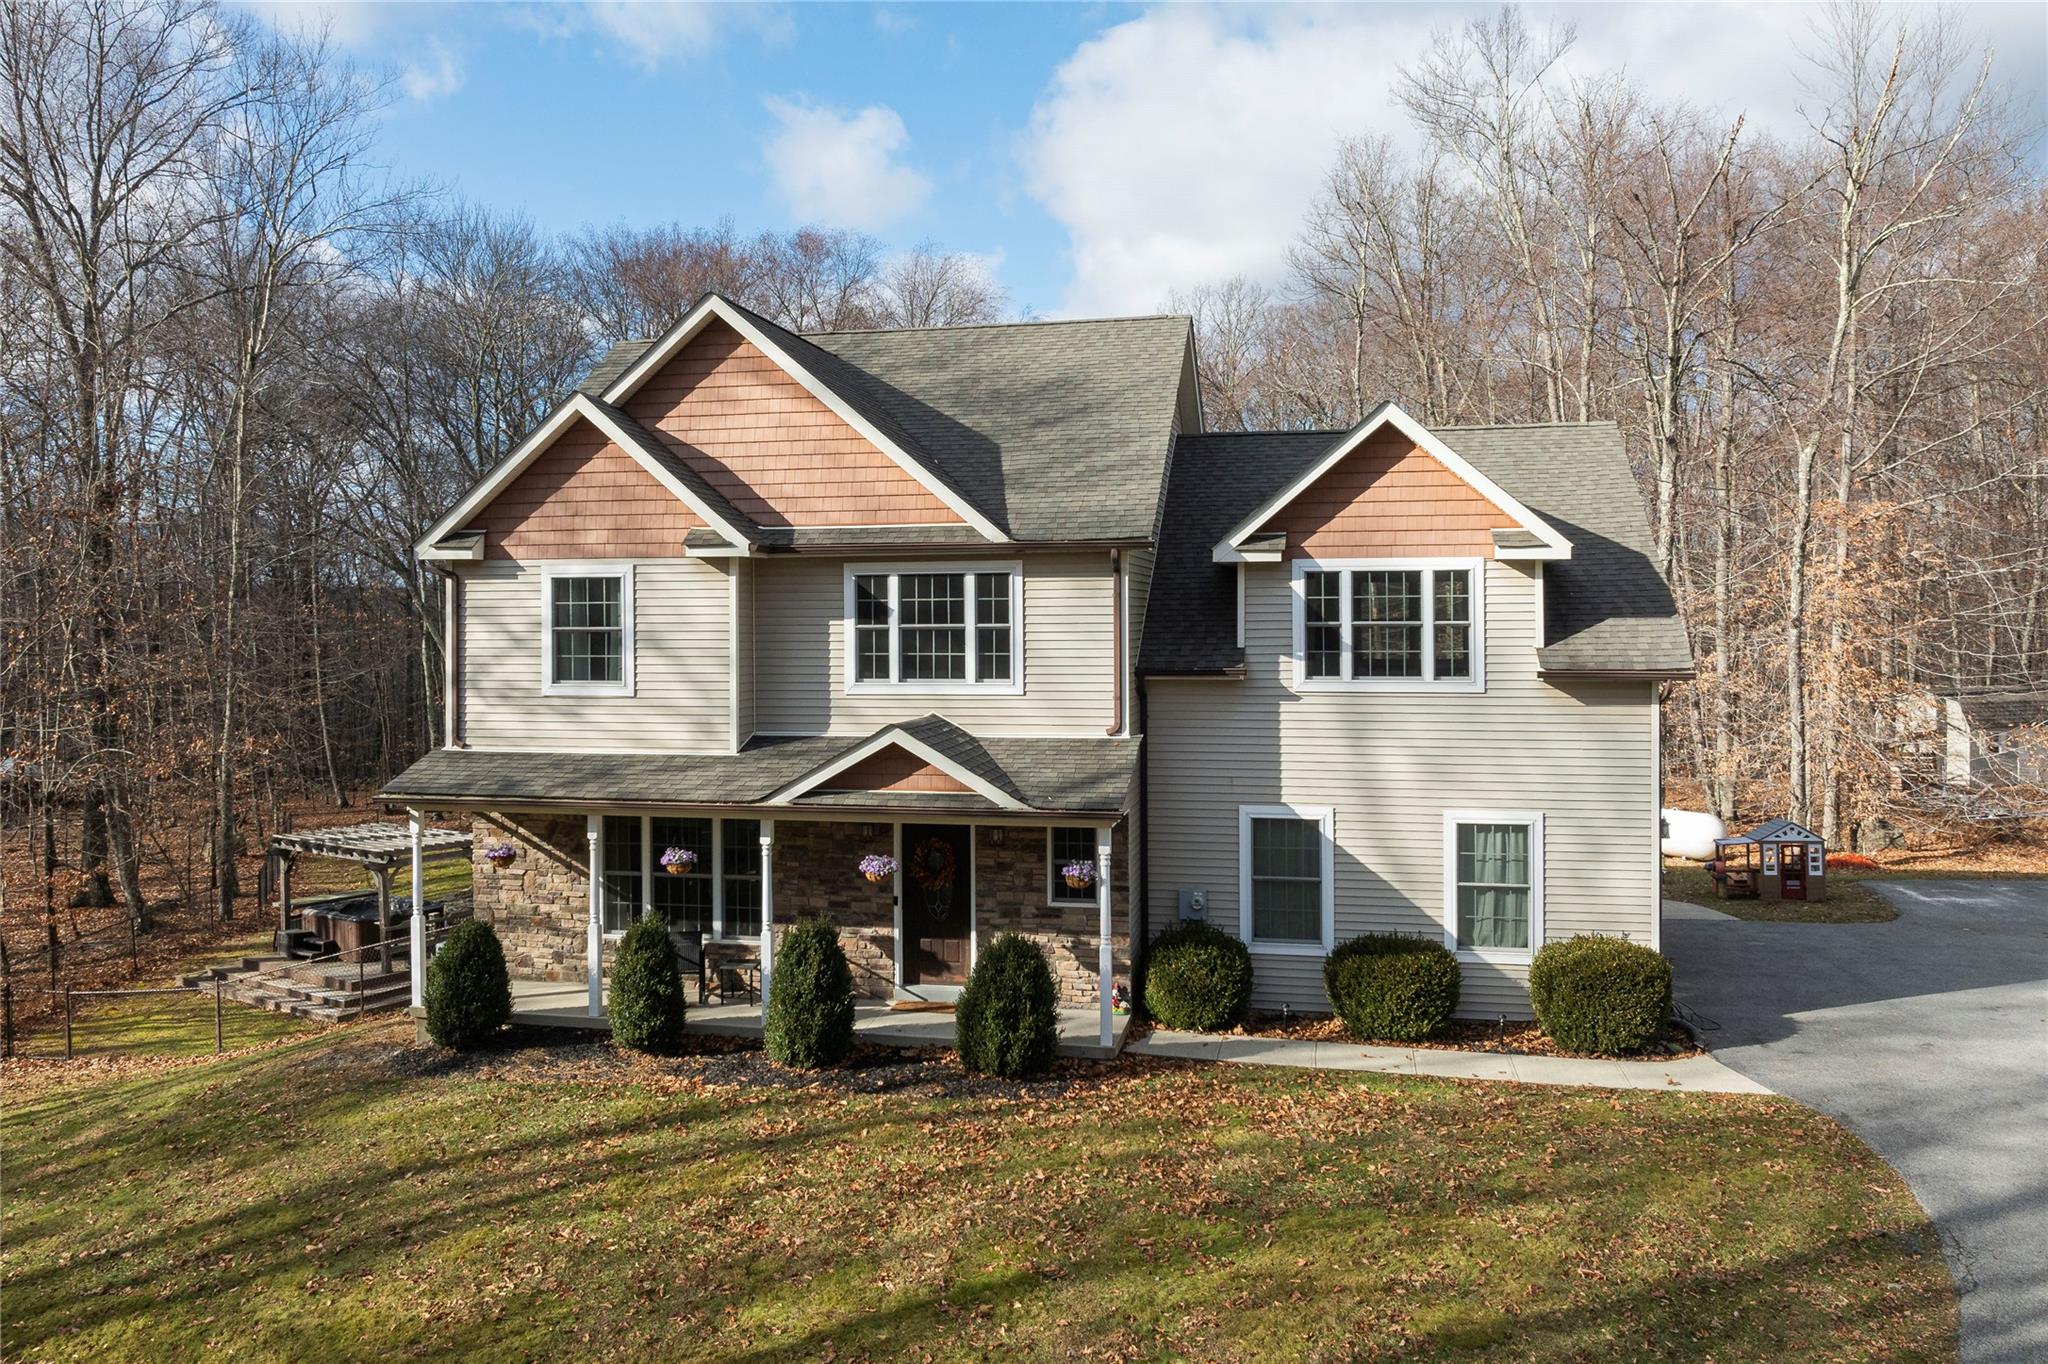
[1240,1012,1705,1059]
[371,1024,1102,1101]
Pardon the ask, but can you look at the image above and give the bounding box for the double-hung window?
[845,564,1022,691]
[543,566,633,695]
[1237,805,1334,953]
[1048,826,1099,906]
[1293,560,1481,690]
[595,813,766,942]
[1444,812,1543,960]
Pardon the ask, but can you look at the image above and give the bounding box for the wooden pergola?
[266,821,472,980]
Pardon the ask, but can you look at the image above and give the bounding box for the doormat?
[888,1001,956,1014]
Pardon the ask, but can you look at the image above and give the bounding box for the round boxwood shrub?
[423,919,511,1050]
[1529,935,1673,1054]
[1144,922,1252,1031]
[764,917,855,1068]
[1322,933,1461,1042]
[609,918,687,1053]
[956,934,1059,1077]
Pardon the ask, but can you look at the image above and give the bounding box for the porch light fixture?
[986,827,1004,845]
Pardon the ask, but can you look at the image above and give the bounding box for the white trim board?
[599,293,1007,543]
[1211,402,1571,564]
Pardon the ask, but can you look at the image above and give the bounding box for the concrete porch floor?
[502,977,1131,1060]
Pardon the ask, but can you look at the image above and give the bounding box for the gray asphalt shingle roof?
[577,305,1190,544]
[1141,422,1692,678]
[378,720,1139,815]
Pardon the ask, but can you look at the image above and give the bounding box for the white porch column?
[759,821,776,1010]
[586,815,603,1017]
[1097,825,1114,1048]
[408,810,426,1010]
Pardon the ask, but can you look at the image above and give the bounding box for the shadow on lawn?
[2,1029,1957,1362]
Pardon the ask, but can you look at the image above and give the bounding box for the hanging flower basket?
[482,843,518,870]
[659,846,698,875]
[859,853,899,884]
[1061,861,1096,891]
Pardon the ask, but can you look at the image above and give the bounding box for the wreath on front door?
[908,836,957,894]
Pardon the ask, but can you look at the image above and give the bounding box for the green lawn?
[1,1023,1954,1362]
[52,988,313,1059]
[1664,864,1899,923]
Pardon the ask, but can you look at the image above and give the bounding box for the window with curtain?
[649,816,713,935]
[548,574,625,687]
[601,814,643,933]
[721,819,762,937]
[1294,563,1479,687]
[1248,815,1324,944]
[844,565,1020,687]
[1454,821,1531,951]
[1048,826,1098,903]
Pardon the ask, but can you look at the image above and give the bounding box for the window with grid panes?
[549,575,624,686]
[845,566,1019,687]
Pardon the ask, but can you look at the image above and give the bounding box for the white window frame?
[1289,557,1484,693]
[1047,825,1100,907]
[595,812,762,944]
[1237,804,1336,956]
[1442,809,1544,965]
[842,561,1025,695]
[541,562,635,697]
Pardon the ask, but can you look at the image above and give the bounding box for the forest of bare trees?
[0,0,1008,941]
[1,0,2042,957]
[1174,5,2046,848]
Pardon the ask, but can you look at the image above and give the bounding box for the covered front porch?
[377,715,1142,1052]
[502,978,1132,1060]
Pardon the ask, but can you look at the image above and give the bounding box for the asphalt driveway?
[1663,881,2047,1364]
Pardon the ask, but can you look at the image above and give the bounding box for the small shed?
[1710,818,1827,902]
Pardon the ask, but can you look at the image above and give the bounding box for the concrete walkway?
[1126,1028,1769,1093]
[1664,884,2048,1364]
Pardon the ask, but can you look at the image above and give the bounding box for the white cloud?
[510,2,792,73]
[399,40,464,102]
[242,1,388,49]
[1023,7,1432,317]
[763,98,933,230]
[1024,2,2044,318]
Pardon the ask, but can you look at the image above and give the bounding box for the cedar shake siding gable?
[471,417,702,561]
[1259,430,1517,560]
[621,319,965,529]
[822,746,974,794]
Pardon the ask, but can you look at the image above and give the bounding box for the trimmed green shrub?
[1529,935,1673,1054]
[956,934,1059,1077]
[763,917,855,1068]
[609,918,687,1053]
[1322,933,1461,1042]
[1144,922,1253,1031]
[423,919,512,1050]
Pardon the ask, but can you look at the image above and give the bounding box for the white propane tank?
[1661,808,1726,862]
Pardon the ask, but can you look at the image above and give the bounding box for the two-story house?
[378,291,1691,1044]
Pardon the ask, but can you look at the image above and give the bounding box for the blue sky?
[254,2,2046,319]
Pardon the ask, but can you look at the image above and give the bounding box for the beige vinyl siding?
[752,552,1117,736]
[732,559,755,747]
[1123,547,1154,735]
[460,558,731,752]
[1146,559,1656,1018]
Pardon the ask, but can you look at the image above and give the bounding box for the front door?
[901,824,972,989]
[1778,843,1808,900]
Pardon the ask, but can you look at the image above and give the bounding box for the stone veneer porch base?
[466,813,1133,1009]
